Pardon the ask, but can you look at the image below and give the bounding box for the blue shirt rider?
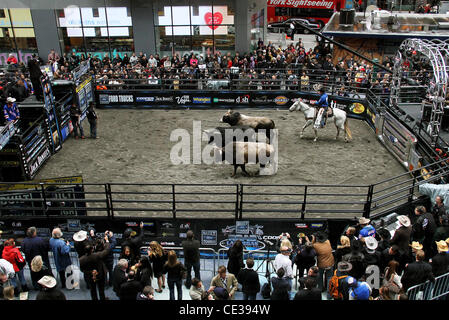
[3,97,20,122]
[315,87,329,127]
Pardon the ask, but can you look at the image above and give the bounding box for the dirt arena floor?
[35,108,407,219]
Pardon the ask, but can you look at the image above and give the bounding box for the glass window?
[0,8,36,66]
[56,6,134,59]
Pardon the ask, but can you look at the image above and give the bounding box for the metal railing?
[2,157,449,219]
[406,271,449,300]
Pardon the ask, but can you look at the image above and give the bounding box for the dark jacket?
[431,252,449,277]
[121,228,143,258]
[120,279,142,300]
[79,242,110,281]
[36,287,66,300]
[433,226,449,243]
[21,236,51,267]
[270,276,291,300]
[413,213,437,241]
[181,239,200,263]
[74,239,91,257]
[390,226,412,255]
[401,260,435,292]
[31,265,53,286]
[227,247,244,277]
[334,247,351,264]
[293,287,322,300]
[112,266,127,296]
[342,251,365,280]
[162,262,186,281]
[237,268,261,295]
[294,245,317,270]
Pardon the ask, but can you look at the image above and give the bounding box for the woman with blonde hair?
[334,236,352,264]
[162,250,186,300]
[30,255,52,290]
[148,241,168,293]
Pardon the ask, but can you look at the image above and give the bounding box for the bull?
[203,125,268,147]
[213,141,276,177]
[220,110,275,142]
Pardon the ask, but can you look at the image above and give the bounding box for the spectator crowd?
[0,194,448,301]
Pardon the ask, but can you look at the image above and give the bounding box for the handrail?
[406,271,449,300]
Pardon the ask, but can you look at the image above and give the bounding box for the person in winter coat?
[49,228,72,289]
[162,250,187,301]
[227,240,244,278]
[1,238,28,292]
[79,235,111,300]
[401,250,435,292]
[412,206,437,259]
[237,257,260,300]
[390,215,412,255]
[30,255,52,290]
[121,222,144,259]
[21,227,51,274]
[36,276,66,300]
[270,267,291,300]
[310,232,334,293]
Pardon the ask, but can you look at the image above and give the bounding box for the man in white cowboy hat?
[362,236,381,266]
[3,97,20,122]
[430,240,449,277]
[358,217,376,239]
[391,215,412,255]
[36,276,66,300]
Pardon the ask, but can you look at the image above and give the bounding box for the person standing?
[293,277,322,300]
[162,250,186,301]
[27,54,43,101]
[310,232,334,295]
[181,230,201,289]
[431,196,446,227]
[49,228,72,289]
[412,206,437,259]
[79,235,111,301]
[227,240,245,279]
[30,255,52,290]
[1,238,28,292]
[237,257,260,300]
[390,215,412,256]
[3,97,20,122]
[148,241,168,293]
[36,276,66,300]
[270,268,291,300]
[401,250,435,292]
[112,259,128,299]
[86,102,98,139]
[21,227,52,276]
[70,103,85,139]
[273,246,294,290]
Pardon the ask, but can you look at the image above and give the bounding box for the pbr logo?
[274,96,289,105]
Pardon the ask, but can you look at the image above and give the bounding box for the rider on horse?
[315,87,329,128]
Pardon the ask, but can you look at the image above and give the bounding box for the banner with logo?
[95,90,367,118]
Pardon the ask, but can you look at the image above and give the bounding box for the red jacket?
[2,245,25,272]
[7,55,18,65]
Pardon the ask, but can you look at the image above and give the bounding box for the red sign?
[204,12,223,30]
[267,0,335,9]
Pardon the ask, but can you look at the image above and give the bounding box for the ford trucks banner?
[95,90,367,118]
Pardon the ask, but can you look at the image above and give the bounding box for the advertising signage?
[95,90,367,118]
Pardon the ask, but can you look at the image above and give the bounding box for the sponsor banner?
[27,145,51,178]
[274,95,289,106]
[175,95,191,105]
[192,97,211,104]
[0,176,84,192]
[213,97,235,104]
[235,94,250,104]
[267,0,336,9]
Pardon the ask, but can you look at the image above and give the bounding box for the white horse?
[289,99,352,142]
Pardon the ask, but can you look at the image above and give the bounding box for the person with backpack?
[328,261,352,300]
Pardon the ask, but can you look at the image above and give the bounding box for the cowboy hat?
[435,240,449,253]
[410,241,423,250]
[6,97,16,103]
[364,236,378,252]
[358,217,370,225]
[337,261,352,272]
[73,230,87,242]
[38,276,57,288]
[397,215,411,227]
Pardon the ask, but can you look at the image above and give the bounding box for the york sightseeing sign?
[267,0,336,9]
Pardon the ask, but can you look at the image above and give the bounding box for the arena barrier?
[406,271,449,300]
